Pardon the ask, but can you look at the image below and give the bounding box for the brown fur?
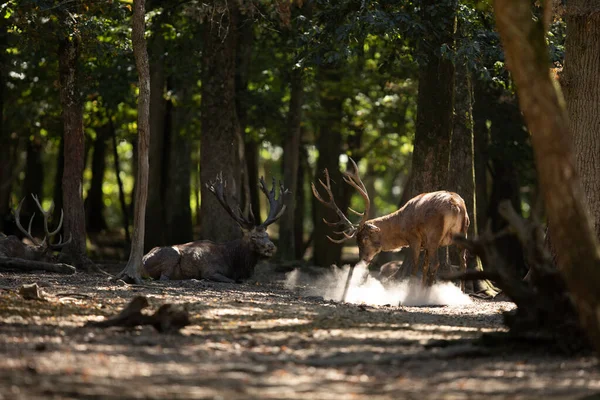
[357,191,469,288]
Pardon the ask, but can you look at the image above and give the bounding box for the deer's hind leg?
[142,247,181,280]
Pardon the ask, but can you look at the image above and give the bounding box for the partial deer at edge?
[0,194,72,262]
[143,173,289,283]
[312,158,469,290]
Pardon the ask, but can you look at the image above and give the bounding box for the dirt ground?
[1,262,599,400]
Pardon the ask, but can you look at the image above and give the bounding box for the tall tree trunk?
[85,126,108,233]
[562,0,600,241]
[58,35,89,268]
[53,135,64,217]
[493,0,600,353]
[199,4,243,242]
[0,22,12,232]
[236,13,254,219]
[409,0,457,196]
[313,64,345,268]
[144,29,167,251]
[118,0,151,283]
[164,96,193,245]
[244,140,261,223]
[279,68,303,261]
[448,62,497,295]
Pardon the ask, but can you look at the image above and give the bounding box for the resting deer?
[0,194,72,261]
[143,173,289,283]
[312,158,469,290]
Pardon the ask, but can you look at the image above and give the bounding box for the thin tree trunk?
[245,140,261,223]
[0,18,8,232]
[144,29,167,251]
[278,68,303,261]
[199,4,243,242]
[472,80,490,233]
[22,138,45,222]
[53,135,64,217]
[562,0,600,241]
[493,0,600,353]
[58,34,90,268]
[294,143,307,260]
[85,126,108,233]
[117,0,151,283]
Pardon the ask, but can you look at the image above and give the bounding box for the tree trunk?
[409,0,456,196]
[448,61,497,295]
[117,0,150,283]
[199,4,243,243]
[85,126,108,233]
[278,68,303,261]
[244,140,261,223]
[235,13,254,219]
[144,29,167,251]
[22,138,45,222]
[562,0,600,241]
[58,35,89,267]
[53,135,64,217]
[493,0,600,353]
[313,64,345,268]
[164,96,193,245]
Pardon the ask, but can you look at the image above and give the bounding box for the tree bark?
[165,96,193,245]
[109,114,131,243]
[117,0,151,283]
[85,126,108,233]
[58,35,89,267]
[199,4,243,243]
[144,29,167,251]
[313,64,345,268]
[493,0,600,353]
[472,80,490,233]
[278,68,303,261]
[562,0,600,241]
[294,143,308,260]
[409,0,456,196]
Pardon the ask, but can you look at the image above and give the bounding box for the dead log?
[0,256,76,274]
[85,295,190,333]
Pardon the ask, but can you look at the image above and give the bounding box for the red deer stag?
[143,173,289,283]
[0,194,72,261]
[312,158,469,291]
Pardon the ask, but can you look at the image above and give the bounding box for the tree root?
[85,295,190,333]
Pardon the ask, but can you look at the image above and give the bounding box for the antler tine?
[49,233,73,250]
[341,157,370,226]
[31,194,66,247]
[258,176,289,229]
[206,172,254,230]
[14,198,40,246]
[311,168,358,242]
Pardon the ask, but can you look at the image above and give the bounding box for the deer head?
[206,173,289,258]
[311,157,382,263]
[14,194,72,258]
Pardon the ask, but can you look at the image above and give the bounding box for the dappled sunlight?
[285,261,472,307]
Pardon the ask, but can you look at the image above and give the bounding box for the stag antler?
[206,172,255,230]
[258,176,289,229]
[311,157,371,243]
[14,194,72,249]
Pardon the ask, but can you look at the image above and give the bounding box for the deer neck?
[369,209,411,251]
[225,238,258,280]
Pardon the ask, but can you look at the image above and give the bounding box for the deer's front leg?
[409,238,422,278]
[421,249,430,287]
[204,272,236,283]
[459,247,467,292]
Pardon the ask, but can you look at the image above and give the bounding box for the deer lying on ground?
[143,173,289,283]
[0,194,72,261]
[312,158,469,290]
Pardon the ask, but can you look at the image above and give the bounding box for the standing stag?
[0,194,72,261]
[312,158,469,290]
[143,173,289,283]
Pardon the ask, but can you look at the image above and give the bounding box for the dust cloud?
[284,260,472,307]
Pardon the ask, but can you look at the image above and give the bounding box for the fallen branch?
[85,295,190,333]
[0,257,76,274]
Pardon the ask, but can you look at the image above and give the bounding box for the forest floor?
[0,261,599,400]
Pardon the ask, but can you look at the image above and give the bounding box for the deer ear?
[366,223,380,232]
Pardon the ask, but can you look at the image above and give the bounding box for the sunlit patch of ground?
[0,268,598,400]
